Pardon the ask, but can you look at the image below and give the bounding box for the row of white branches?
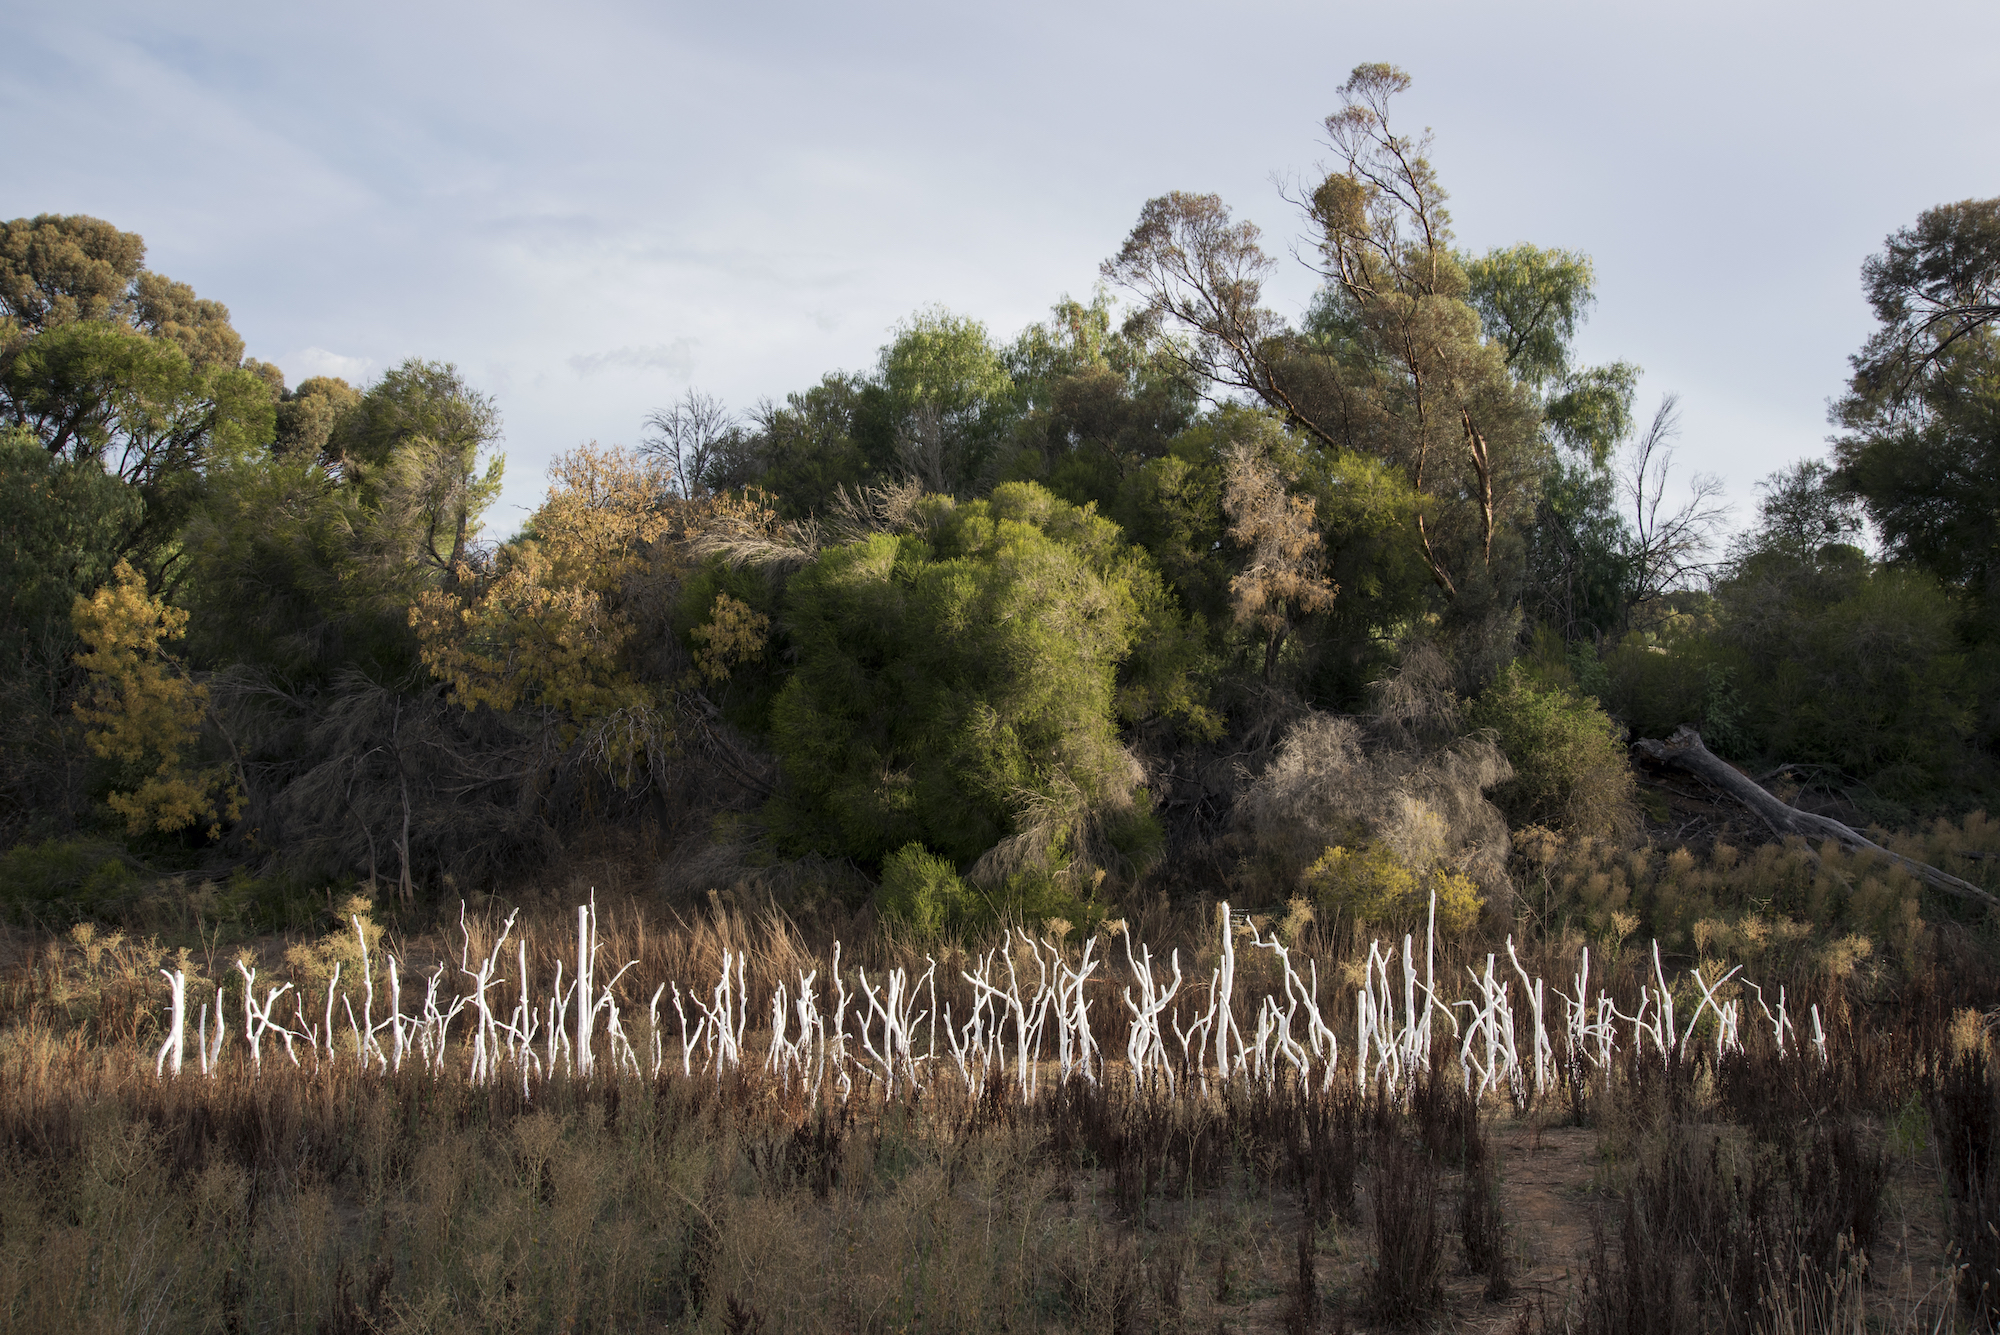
[155,897,1829,1102]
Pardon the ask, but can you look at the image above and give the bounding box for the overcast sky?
[8,0,1997,535]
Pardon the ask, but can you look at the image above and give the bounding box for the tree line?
[6,64,1999,940]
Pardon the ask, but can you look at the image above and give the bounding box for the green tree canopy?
[0,215,277,581]
[757,481,1186,874]
[1102,65,1547,669]
[1833,199,2000,647]
[183,358,502,681]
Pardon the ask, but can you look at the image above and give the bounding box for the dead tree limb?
[1632,725,2000,912]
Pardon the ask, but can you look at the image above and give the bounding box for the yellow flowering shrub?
[1303,841,1482,937]
[689,592,770,684]
[71,561,241,838]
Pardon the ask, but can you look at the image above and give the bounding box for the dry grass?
[1,867,1997,1333]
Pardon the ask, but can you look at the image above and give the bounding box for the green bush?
[1603,554,1982,809]
[1303,842,1482,937]
[1471,663,1636,837]
[993,866,1111,938]
[1741,566,1974,801]
[0,838,143,923]
[874,844,980,938]
[765,482,1201,875]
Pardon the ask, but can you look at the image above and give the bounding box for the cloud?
[285,346,375,384]
[567,339,696,379]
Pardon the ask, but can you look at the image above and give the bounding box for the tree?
[760,482,1186,876]
[71,561,241,839]
[182,359,502,683]
[273,376,361,462]
[1220,417,1339,680]
[1099,191,1293,423]
[708,373,874,516]
[0,214,146,332]
[1104,66,1544,617]
[1004,295,1199,510]
[1619,394,1728,617]
[1726,460,1864,573]
[0,214,277,580]
[412,444,722,789]
[1465,244,1636,466]
[1848,196,2000,403]
[0,426,146,841]
[0,426,142,670]
[1834,200,2000,630]
[641,389,735,497]
[1298,65,1543,602]
[877,307,1014,494]
[1465,244,1645,642]
[330,359,503,586]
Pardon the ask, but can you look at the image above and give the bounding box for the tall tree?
[1848,197,2000,403]
[1004,295,1199,510]
[1833,197,2000,632]
[0,214,277,582]
[877,307,1014,495]
[183,359,502,682]
[1104,66,1543,619]
[1220,417,1339,680]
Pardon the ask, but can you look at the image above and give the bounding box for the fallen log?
[1632,725,2000,912]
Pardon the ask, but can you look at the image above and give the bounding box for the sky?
[7,0,1998,537]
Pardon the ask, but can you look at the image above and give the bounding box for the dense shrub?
[874,843,979,937]
[1302,843,1482,937]
[1237,653,1514,908]
[1604,552,1981,811]
[1471,662,1637,838]
[0,837,142,923]
[763,482,1199,879]
[1512,824,1942,968]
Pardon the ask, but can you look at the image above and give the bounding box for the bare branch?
[641,389,734,498]
[1621,394,1730,606]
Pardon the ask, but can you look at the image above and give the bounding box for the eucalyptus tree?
[1103,65,1545,671]
[1833,197,2000,635]
[0,214,278,584]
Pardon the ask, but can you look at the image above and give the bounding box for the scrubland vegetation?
[6,62,2000,1331]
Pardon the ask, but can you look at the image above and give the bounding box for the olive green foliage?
[1464,243,1636,468]
[764,482,1190,873]
[1596,462,1979,808]
[1005,294,1199,511]
[272,375,361,462]
[1303,842,1482,937]
[1471,662,1636,837]
[1833,198,2000,635]
[1113,408,1425,700]
[0,425,141,667]
[1598,601,1748,755]
[708,372,876,516]
[0,215,278,577]
[1725,560,1974,798]
[874,843,981,937]
[182,358,502,680]
[15,175,2000,924]
[0,837,143,923]
[1108,438,1230,627]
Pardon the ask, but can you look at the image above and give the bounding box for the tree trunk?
[1632,725,2000,911]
